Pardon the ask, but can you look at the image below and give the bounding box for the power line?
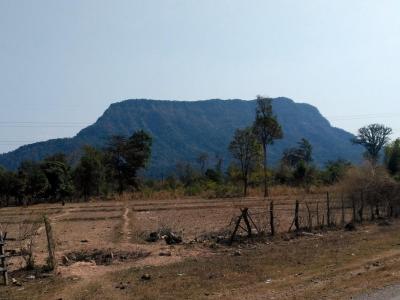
[328,113,400,121]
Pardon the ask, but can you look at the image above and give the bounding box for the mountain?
[0,98,362,176]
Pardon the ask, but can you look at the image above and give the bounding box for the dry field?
[0,195,400,299]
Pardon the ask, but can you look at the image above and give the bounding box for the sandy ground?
[355,285,400,300]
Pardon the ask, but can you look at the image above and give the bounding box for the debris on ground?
[115,282,130,290]
[146,232,159,243]
[163,231,182,245]
[145,229,183,245]
[345,222,356,231]
[63,249,150,266]
[159,251,172,257]
[141,274,151,281]
[11,277,22,286]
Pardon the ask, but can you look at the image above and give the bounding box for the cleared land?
[0,196,400,299]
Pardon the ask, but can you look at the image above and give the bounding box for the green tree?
[352,124,392,165]
[281,138,315,188]
[105,130,152,194]
[322,159,352,184]
[41,154,74,203]
[105,135,127,194]
[73,146,105,200]
[252,96,283,197]
[229,127,261,197]
[18,161,49,205]
[282,138,313,167]
[124,130,153,189]
[385,139,400,177]
[0,169,24,206]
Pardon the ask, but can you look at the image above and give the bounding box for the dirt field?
[1,196,400,299]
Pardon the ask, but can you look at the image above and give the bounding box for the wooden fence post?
[43,215,57,272]
[269,200,275,236]
[305,202,312,232]
[0,232,8,286]
[352,197,357,222]
[241,208,252,238]
[358,190,364,223]
[294,200,300,231]
[341,193,345,226]
[326,192,331,227]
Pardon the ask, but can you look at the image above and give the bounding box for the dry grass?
[3,221,400,300]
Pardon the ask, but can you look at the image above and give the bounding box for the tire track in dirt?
[121,206,131,243]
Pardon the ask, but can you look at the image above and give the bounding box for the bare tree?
[352,124,392,165]
[17,220,41,270]
[229,127,261,197]
[252,96,283,197]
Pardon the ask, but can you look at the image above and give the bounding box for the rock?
[345,222,356,231]
[141,274,151,281]
[12,278,22,286]
[115,282,127,290]
[146,232,159,243]
[233,250,242,256]
[372,261,381,267]
[26,275,35,280]
[159,251,172,257]
[164,232,182,245]
[80,239,89,243]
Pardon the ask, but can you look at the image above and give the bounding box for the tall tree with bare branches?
[252,96,283,197]
[352,124,392,165]
[229,127,261,197]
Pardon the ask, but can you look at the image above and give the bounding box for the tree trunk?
[243,176,248,197]
[263,144,268,198]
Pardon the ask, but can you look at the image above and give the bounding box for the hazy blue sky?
[1,0,399,154]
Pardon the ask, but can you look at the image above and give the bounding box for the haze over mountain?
[0,98,362,177]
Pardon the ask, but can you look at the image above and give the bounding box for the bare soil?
[0,196,399,299]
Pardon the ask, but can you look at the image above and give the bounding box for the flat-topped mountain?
[0,98,362,176]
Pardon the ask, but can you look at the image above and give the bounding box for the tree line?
[0,130,152,206]
[228,97,399,197]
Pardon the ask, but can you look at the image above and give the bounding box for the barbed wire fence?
[228,190,400,242]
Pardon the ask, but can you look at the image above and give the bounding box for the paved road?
[354,285,400,300]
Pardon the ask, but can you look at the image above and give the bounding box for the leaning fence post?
[295,200,300,231]
[43,215,57,272]
[241,208,252,237]
[269,200,275,236]
[326,192,331,227]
